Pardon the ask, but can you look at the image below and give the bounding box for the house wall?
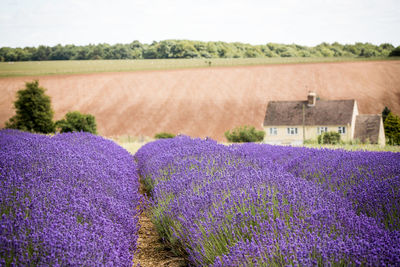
[263,125,303,145]
[350,101,359,139]
[378,116,386,146]
[264,125,352,145]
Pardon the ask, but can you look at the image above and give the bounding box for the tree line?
[1,40,399,62]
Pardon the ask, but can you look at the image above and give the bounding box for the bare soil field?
[1,60,399,141]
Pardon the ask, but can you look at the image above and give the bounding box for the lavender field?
[135,136,400,266]
[2,131,399,266]
[0,130,142,266]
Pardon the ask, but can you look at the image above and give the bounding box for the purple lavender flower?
[0,129,142,266]
[135,136,400,266]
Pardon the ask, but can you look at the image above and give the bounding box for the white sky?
[1,0,399,47]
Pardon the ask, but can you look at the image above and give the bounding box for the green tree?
[389,46,400,57]
[32,45,51,61]
[194,42,211,58]
[382,106,391,122]
[129,40,144,59]
[383,112,400,145]
[225,126,265,143]
[143,44,158,59]
[316,45,334,57]
[157,40,175,58]
[244,46,263,58]
[49,44,71,60]
[111,44,131,59]
[74,46,90,60]
[5,80,55,133]
[206,42,218,57]
[379,43,394,56]
[87,44,105,60]
[360,48,378,57]
[56,111,97,134]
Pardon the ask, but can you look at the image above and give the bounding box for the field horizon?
[0,57,398,78]
[1,59,399,141]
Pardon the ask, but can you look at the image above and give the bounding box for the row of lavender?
[135,136,400,266]
[236,144,400,231]
[0,130,142,266]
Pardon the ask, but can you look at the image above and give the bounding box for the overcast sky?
[1,0,399,48]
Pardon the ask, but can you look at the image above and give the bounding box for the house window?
[269,128,277,135]
[287,127,298,135]
[338,126,346,134]
[317,127,328,134]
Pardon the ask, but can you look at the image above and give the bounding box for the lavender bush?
[135,136,400,266]
[236,144,400,231]
[0,129,142,266]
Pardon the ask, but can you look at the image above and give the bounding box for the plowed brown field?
[1,61,399,141]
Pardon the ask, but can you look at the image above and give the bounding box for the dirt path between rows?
[133,182,187,267]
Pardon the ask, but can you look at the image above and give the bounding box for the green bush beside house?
[154,132,175,139]
[225,126,265,143]
[318,131,341,145]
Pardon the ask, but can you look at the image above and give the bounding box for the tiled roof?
[263,99,355,126]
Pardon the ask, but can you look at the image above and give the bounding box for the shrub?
[56,111,97,134]
[154,132,175,139]
[318,131,341,144]
[225,125,265,143]
[384,112,400,145]
[5,80,55,133]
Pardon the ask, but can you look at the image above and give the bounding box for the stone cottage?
[263,92,385,145]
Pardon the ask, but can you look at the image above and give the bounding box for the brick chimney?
[307,91,317,107]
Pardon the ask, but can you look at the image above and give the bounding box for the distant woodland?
[0,40,399,61]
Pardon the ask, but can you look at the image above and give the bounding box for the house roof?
[354,115,382,144]
[263,99,356,126]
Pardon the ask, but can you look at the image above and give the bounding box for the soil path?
[133,182,187,267]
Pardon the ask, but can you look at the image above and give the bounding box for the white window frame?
[338,126,346,134]
[317,127,328,135]
[287,127,298,135]
[269,127,277,135]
